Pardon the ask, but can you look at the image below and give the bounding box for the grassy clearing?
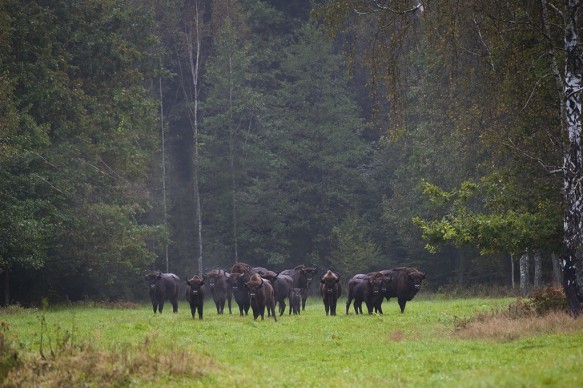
[1,296,582,387]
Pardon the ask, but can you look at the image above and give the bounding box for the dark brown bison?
[185,275,205,319]
[320,270,341,316]
[226,263,253,316]
[290,288,302,315]
[279,264,318,310]
[261,272,293,316]
[144,270,180,314]
[379,267,426,313]
[366,271,392,314]
[204,269,232,315]
[245,273,277,321]
[345,274,372,315]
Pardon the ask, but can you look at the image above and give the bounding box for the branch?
[503,138,563,173]
[355,0,424,16]
[472,16,494,71]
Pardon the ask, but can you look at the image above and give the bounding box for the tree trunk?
[510,254,515,289]
[458,249,464,286]
[0,270,9,307]
[186,0,205,275]
[519,251,530,296]
[542,0,583,316]
[228,33,239,263]
[533,250,542,289]
[551,252,562,286]
[159,73,169,273]
[561,0,583,317]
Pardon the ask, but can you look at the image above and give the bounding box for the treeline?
[0,0,564,305]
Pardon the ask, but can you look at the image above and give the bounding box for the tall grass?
[1,296,582,387]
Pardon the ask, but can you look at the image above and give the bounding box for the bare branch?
[355,0,424,16]
[503,138,563,173]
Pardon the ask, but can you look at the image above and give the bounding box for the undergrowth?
[453,287,579,342]
[1,331,218,387]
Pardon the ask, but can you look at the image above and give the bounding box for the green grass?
[1,297,583,387]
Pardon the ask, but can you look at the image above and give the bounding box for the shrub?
[527,287,568,315]
[0,322,20,385]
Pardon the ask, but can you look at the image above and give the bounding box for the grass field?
[1,296,583,387]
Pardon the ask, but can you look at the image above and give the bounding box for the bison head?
[187,275,205,296]
[320,270,340,294]
[145,270,162,292]
[408,269,426,290]
[245,274,263,301]
[369,272,391,296]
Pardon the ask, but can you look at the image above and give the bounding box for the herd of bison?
[144,264,426,321]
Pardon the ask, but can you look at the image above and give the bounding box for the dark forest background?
[0,0,564,305]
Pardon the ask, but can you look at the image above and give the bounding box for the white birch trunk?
[561,0,583,316]
[542,0,583,316]
[519,251,530,296]
[551,252,562,286]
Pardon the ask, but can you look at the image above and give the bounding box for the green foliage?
[1,0,161,303]
[414,176,562,255]
[330,215,380,276]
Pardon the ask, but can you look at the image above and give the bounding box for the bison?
[320,270,341,316]
[185,275,205,319]
[345,274,371,315]
[204,269,232,315]
[226,263,253,316]
[144,270,180,314]
[261,272,293,316]
[290,288,302,315]
[279,264,318,310]
[245,273,277,321]
[379,267,426,313]
[366,271,392,314]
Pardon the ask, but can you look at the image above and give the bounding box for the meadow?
[1,295,583,387]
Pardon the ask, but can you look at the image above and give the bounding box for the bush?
[527,287,568,315]
[0,322,20,385]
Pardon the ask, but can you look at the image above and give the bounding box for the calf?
[245,273,277,321]
[280,264,318,310]
[204,269,232,314]
[185,275,205,319]
[290,288,302,315]
[320,270,341,316]
[367,271,391,314]
[144,270,180,314]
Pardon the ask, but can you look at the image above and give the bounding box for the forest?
[1,0,582,313]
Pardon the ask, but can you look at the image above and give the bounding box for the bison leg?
[158,302,164,314]
[227,297,232,314]
[398,298,407,313]
[198,306,203,319]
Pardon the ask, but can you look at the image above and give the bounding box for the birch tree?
[319,0,583,316]
[555,0,583,316]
